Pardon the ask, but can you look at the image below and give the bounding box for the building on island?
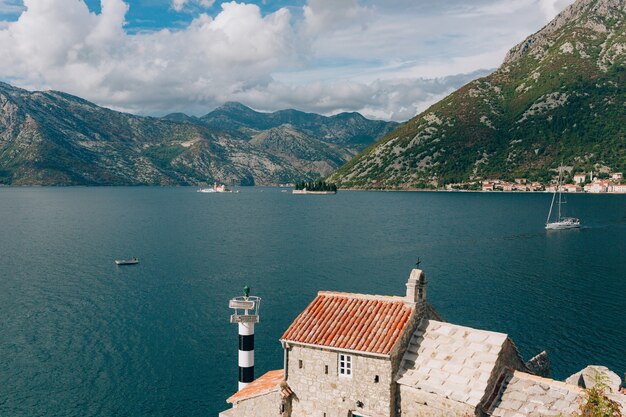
[220,268,626,417]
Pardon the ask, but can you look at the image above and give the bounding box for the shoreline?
[336,187,626,195]
[1,184,626,195]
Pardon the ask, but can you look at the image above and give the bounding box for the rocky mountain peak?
[329,0,625,189]
[503,0,626,65]
[0,82,396,185]
[216,101,256,113]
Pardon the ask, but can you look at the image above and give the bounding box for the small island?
[292,180,337,195]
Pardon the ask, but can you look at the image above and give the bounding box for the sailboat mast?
[546,165,563,226]
[557,167,563,221]
[546,188,556,225]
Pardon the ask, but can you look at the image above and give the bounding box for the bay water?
[0,187,624,416]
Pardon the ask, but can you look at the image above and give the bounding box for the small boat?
[115,257,139,265]
[546,166,581,230]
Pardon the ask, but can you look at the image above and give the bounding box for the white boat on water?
[545,167,581,230]
[197,183,232,193]
[115,257,139,265]
[546,217,580,229]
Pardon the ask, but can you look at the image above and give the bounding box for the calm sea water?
[0,187,624,417]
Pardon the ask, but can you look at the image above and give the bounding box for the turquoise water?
[0,187,624,416]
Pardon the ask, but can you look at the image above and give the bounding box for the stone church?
[219,268,625,417]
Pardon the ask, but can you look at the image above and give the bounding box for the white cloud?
[171,0,186,11]
[302,0,372,35]
[239,70,489,121]
[0,0,578,121]
[171,0,215,12]
[0,0,297,111]
[539,0,560,20]
[468,0,537,17]
[538,0,575,21]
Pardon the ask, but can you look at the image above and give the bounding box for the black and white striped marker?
[229,287,260,391]
[238,321,255,390]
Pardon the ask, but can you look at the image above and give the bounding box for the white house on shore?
[585,180,613,193]
[563,184,582,193]
[220,268,626,417]
[611,183,626,193]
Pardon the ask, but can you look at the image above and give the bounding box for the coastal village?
[220,268,626,417]
[447,172,626,193]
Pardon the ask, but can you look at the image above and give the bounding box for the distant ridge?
[162,112,199,124]
[0,85,396,186]
[330,0,626,189]
[164,102,397,148]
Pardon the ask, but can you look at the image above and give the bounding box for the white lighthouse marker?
[228,285,261,391]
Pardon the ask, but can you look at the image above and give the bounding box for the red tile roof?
[280,291,414,355]
[227,370,286,404]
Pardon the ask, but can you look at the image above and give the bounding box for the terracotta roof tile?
[227,370,285,404]
[280,292,413,355]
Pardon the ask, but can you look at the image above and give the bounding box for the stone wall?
[390,303,426,376]
[287,344,393,417]
[389,302,428,417]
[399,386,475,417]
[479,339,528,409]
[221,390,290,417]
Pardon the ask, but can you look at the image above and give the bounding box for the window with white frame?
[338,354,352,377]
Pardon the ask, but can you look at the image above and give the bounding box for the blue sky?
[80,1,306,32]
[1,0,307,32]
[0,0,575,120]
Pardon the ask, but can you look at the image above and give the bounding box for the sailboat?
[545,167,580,230]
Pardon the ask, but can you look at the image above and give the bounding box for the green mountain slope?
[0,85,395,185]
[330,0,626,189]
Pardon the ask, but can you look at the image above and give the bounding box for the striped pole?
[229,287,260,391]
[238,321,254,390]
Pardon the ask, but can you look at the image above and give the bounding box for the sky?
[0,0,575,121]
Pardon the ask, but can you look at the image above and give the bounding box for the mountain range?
[0,85,396,186]
[329,0,625,189]
[2,0,623,189]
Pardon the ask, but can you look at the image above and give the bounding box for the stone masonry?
[287,344,393,417]
[221,390,288,417]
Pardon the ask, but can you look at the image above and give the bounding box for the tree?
[573,374,623,417]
